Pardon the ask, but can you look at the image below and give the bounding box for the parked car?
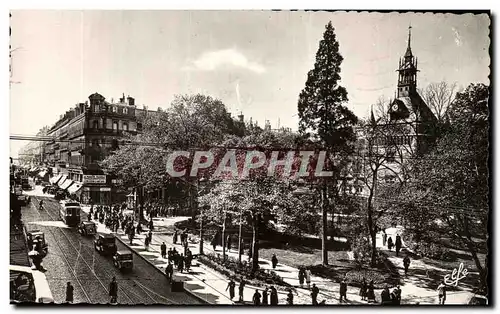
[17,193,30,206]
[77,221,97,236]
[26,230,48,258]
[113,250,133,271]
[94,234,117,255]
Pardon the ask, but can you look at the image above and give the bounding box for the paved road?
[21,195,203,305]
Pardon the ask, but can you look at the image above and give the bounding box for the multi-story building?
[44,93,159,204]
[348,27,438,197]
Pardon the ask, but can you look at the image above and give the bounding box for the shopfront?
[80,175,110,205]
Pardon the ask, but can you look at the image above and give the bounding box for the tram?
[59,201,81,226]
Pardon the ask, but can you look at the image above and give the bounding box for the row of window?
[91,119,129,131]
[93,104,132,115]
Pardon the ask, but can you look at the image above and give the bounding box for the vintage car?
[113,250,133,271]
[16,193,30,206]
[77,221,97,236]
[26,230,48,258]
[94,234,117,255]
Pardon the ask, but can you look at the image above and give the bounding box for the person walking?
[271,254,278,269]
[238,277,246,303]
[144,234,150,249]
[437,281,447,305]
[381,285,391,305]
[161,242,167,259]
[262,287,269,305]
[109,276,118,304]
[298,267,305,287]
[252,289,261,305]
[367,280,376,303]
[339,277,348,302]
[383,230,387,247]
[270,286,278,305]
[387,237,394,251]
[177,254,185,273]
[286,288,294,305]
[393,285,402,305]
[305,267,312,289]
[226,278,236,301]
[65,282,74,303]
[227,234,232,251]
[311,283,319,305]
[395,234,402,256]
[165,262,174,283]
[185,253,192,272]
[173,230,178,244]
[360,277,368,301]
[147,230,153,244]
[403,255,411,275]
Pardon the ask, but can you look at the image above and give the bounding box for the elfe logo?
[444,262,468,287]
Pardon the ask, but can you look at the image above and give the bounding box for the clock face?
[392,104,398,111]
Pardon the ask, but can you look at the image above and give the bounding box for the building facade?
[43,93,158,204]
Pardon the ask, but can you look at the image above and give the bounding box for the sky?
[9,11,490,157]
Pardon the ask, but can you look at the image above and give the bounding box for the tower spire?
[404,24,413,58]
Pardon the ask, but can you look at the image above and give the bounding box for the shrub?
[416,242,454,261]
[198,253,290,289]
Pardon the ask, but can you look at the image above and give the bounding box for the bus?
[59,201,81,227]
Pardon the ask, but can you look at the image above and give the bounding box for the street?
[20,193,202,304]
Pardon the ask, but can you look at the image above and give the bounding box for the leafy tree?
[402,83,489,290]
[297,21,358,265]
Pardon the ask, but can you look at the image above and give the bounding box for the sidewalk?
[79,205,471,305]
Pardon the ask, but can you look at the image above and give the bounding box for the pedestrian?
[271,253,278,269]
[129,228,135,245]
[270,286,278,305]
[161,242,167,259]
[238,276,245,302]
[211,234,217,251]
[168,248,173,263]
[136,222,142,235]
[148,218,154,231]
[225,278,236,301]
[403,255,411,275]
[437,280,447,305]
[144,234,150,249]
[311,283,319,305]
[383,231,387,246]
[305,267,312,289]
[177,254,184,273]
[183,240,188,256]
[298,267,305,287]
[387,237,393,251]
[393,285,401,305]
[262,287,269,305]
[185,254,192,272]
[109,276,118,304]
[339,277,348,302]
[227,234,232,251]
[381,285,391,305]
[148,230,153,244]
[367,280,376,303]
[360,277,367,301]
[65,282,74,303]
[165,262,174,283]
[286,288,294,305]
[252,289,261,305]
[173,230,178,244]
[395,234,402,256]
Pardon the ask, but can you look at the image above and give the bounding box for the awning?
[68,183,83,195]
[57,175,68,188]
[49,174,63,185]
[60,179,74,190]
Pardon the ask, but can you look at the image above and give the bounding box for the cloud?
[183,49,265,74]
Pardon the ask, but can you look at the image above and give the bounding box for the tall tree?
[297,21,358,265]
[419,81,460,124]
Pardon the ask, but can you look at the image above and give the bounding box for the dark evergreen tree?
[297,21,358,265]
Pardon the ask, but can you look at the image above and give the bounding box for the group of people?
[383,232,403,256]
[226,277,284,305]
[160,243,194,276]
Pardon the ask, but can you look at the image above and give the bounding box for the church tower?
[396,26,419,98]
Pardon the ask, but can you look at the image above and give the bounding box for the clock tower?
[396,26,418,98]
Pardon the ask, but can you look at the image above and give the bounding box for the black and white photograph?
[8,8,491,306]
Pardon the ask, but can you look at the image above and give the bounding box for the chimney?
[127,96,135,107]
